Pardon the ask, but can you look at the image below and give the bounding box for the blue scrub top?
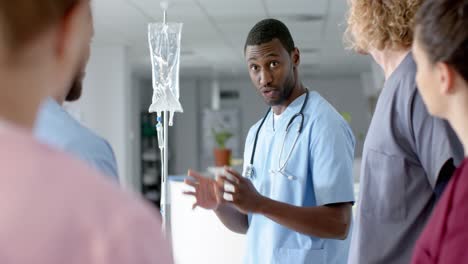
[243,91,355,264]
[34,98,119,180]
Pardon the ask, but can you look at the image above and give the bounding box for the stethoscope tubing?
[246,89,309,179]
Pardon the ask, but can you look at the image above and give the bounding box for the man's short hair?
[244,18,295,54]
[0,0,80,56]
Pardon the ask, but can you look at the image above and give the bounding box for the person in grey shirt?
[34,17,118,181]
[345,0,464,263]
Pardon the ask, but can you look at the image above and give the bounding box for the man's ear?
[54,1,90,67]
[292,47,300,67]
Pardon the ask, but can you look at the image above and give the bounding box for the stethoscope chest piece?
[244,164,256,180]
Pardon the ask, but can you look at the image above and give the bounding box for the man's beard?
[65,75,83,102]
[268,70,296,106]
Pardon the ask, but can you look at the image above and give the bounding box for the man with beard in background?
[35,17,118,180]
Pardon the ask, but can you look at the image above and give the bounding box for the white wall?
[171,79,201,175]
[198,77,265,144]
[77,45,139,191]
[130,74,142,191]
[303,76,371,153]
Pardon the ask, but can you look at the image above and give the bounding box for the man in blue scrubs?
[34,19,118,180]
[185,19,355,264]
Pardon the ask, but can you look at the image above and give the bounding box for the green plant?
[212,128,233,149]
[340,112,352,123]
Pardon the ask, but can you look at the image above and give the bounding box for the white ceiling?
[91,0,372,77]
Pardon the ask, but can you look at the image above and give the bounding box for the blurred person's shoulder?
[35,98,118,171]
[0,123,172,264]
[384,52,418,101]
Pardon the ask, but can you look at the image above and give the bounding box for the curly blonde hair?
[345,0,423,52]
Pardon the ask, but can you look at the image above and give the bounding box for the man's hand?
[183,170,224,210]
[221,167,265,215]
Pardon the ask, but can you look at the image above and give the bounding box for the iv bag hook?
[160,1,169,24]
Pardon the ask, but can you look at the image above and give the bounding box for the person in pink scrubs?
[0,0,172,263]
[411,0,468,262]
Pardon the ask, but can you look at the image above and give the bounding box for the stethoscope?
[244,89,309,181]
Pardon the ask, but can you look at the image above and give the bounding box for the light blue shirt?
[243,91,355,264]
[34,98,118,180]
